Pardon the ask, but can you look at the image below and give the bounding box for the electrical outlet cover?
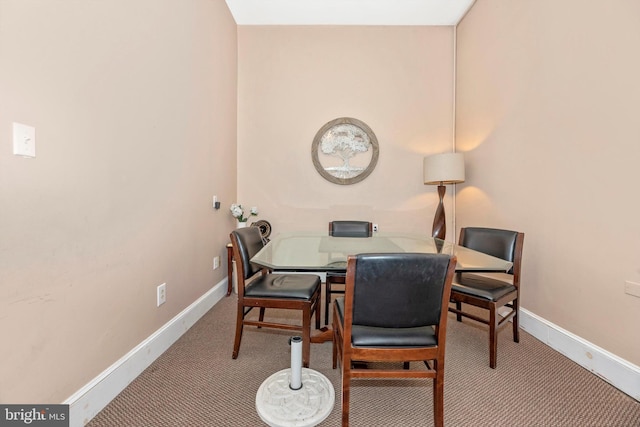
[157,283,166,306]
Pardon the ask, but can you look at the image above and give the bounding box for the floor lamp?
[423,153,465,240]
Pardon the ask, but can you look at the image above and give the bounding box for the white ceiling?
[225,0,476,26]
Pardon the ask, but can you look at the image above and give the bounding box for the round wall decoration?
[311,117,379,185]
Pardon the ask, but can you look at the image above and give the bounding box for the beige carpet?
[88,295,640,426]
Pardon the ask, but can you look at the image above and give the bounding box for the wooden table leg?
[226,243,233,296]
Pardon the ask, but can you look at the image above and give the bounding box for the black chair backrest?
[230,227,265,280]
[460,227,519,274]
[329,221,372,238]
[351,253,453,328]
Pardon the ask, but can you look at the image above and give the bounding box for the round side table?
[256,368,335,427]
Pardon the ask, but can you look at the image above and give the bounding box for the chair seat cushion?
[452,273,516,301]
[352,325,437,347]
[335,298,437,347]
[245,274,320,300]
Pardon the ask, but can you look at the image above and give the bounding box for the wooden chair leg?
[433,366,444,427]
[332,307,339,370]
[341,364,351,427]
[455,301,462,322]
[315,296,321,330]
[489,304,498,369]
[513,299,520,343]
[302,304,311,368]
[232,303,244,359]
[332,338,337,369]
[325,280,332,325]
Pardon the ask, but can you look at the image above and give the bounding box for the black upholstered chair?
[448,227,525,368]
[325,221,372,325]
[230,226,321,367]
[332,253,457,427]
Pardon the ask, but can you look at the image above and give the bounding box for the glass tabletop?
[251,231,513,273]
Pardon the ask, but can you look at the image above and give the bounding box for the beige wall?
[237,26,455,235]
[456,0,640,364]
[0,0,237,402]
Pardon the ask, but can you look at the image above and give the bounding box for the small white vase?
[237,221,248,228]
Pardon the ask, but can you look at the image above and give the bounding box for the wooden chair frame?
[332,254,457,427]
[448,227,525,369]
[230,229,321,367]
[325,221,373,325]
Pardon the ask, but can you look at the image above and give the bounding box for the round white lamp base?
[256,368,335,427]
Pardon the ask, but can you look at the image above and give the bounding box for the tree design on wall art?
[311,117,379,185]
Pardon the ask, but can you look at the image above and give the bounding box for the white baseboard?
[64,280,228,427]
[519,308,640,401]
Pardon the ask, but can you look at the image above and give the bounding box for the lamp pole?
[423,152,465,242]
[432,183,446,240]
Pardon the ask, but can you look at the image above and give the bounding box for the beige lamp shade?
[423,152,465,185]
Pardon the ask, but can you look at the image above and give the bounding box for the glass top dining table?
[251,231,513,273]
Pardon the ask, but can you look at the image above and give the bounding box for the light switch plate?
[13,122,36,157]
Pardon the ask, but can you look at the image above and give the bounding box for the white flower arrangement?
[230,204,258,223]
